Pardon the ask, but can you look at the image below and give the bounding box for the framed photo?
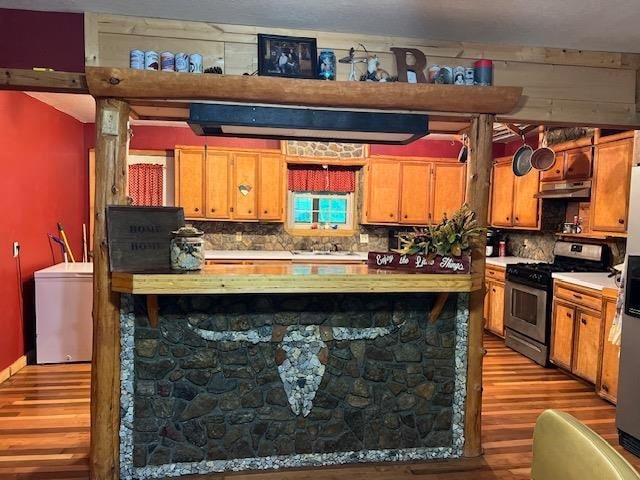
[257,34,318,79]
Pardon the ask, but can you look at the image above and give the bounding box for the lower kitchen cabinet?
[550,281,602,383]
[597,292,620,404]
[484,265,506,337]
[550,301,575,370]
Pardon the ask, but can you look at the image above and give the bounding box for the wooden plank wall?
[85,13,640,128]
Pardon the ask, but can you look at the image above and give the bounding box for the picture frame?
[257,34,318,79]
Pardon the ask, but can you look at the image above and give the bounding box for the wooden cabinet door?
[399,162,431,224]
[176,148,205,218]
[540,152,565,182]
[484,278,490,328]
[591,139,633,232]
[205,151,231,219]
[365,159,401,223]
[490,162,514,227]
[564,146,592,180]
[232,153,259,220]
[258,154,283,221]
[598,299,620,403]
[573,308,602,383]
[486,281,505,337]
[513,170,540,229]
[432,162,466,223]
[550,301,575,370]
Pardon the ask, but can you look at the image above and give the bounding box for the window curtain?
[128,164,164,206]
[288,165,356,193]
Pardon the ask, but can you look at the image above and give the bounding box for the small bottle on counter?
[498,240,507,257]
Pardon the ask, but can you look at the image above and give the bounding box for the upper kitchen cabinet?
[490,157,540,229]
[363,157,465,226]
[540,144,593,183]
[364,158,401,223]
[175,146,284,222]
[432,162,467,223]
[176,148,206,218]
[591,136,634,233]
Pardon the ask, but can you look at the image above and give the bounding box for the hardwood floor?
[0,335,638,479]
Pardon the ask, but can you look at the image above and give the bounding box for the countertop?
[485,256,542,268]
[552,272,619,291]
[111,264,483,295]
[204,250,368,262]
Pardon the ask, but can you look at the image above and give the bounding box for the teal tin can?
[318,49,336,80]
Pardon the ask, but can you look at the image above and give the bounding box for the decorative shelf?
[85,67,523,117]
[111,264,483,295]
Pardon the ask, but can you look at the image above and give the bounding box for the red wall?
[370,139,462,157]
[0,92,87,371]
[0,9,85,72]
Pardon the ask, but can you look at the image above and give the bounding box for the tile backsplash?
[196,221,389,252]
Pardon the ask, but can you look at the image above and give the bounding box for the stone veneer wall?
[119,293,469,479]
[285,141,366,158]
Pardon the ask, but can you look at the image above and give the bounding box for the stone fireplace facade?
[119,292,469,479]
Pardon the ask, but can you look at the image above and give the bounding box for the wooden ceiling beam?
[85,67,522,115]
[1,68,88,94]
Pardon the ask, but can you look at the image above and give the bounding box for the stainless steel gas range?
[504,242,609,366]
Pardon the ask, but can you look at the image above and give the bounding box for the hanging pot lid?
[512,143,533,177]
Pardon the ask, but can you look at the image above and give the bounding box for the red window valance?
[128,164,164,206]
[287,165,357,193]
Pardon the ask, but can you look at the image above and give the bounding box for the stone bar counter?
[112,264,480,479]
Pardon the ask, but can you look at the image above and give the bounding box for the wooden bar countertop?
[111,263,483,295]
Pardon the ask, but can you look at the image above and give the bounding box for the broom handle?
[58,224,76,263]
[82,223,88,262]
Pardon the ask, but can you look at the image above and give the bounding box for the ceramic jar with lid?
[170,225,205,271]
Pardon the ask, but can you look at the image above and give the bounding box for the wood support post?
[463,113,494,457]
[91,98,129,480]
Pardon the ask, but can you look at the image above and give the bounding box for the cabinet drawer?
[485,266,506,282]
[555,285,601,311]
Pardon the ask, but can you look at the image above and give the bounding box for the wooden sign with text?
[368,252,471,274]
[106,206,184,272]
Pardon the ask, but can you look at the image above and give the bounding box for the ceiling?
[4,0,640,53]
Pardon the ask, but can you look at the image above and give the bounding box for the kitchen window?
[287,164,358,234]
[289,192,353,230]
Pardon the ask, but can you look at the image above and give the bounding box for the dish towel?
[608,261,625,346]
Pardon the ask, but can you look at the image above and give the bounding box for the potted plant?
[367,205,483,273]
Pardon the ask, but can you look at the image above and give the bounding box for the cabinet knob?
[194,207,199,212]
[389,213,394,217]
[567,167,573,172]
[556,169,561,174]
[603,384,609,392]
[492,288,496,293]
[230,207,234,212]
[506,216,510,221]
[619,218,625,224]
[581,318,587,325]
[248,210,252,214]
[515,217,519,221]
[264,210,268,214]
[211,208,215,212]
[566,312,572,318]
[573,294,582,300]
[404,214,408,219]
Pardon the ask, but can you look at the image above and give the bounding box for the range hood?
[188,103,429,144]
[535,180,592,199]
